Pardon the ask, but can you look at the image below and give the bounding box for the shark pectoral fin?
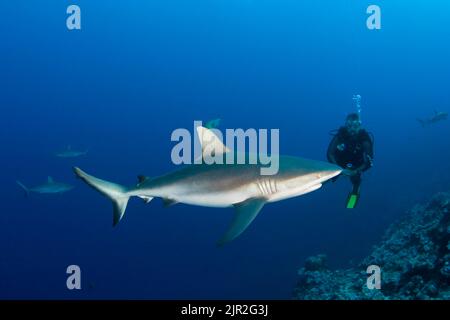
[162,198,178,207]
[217,198,266,246]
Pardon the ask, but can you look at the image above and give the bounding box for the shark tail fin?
[417,118,426,127]
[16,180,30,197]
[73,167,130,226]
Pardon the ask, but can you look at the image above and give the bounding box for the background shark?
[55,145,88,158]
[417,111,448,127]
[16,177,74,197]
[74,126,341,245]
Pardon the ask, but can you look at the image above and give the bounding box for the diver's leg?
[350,173,362,195]
[346,173,362,209]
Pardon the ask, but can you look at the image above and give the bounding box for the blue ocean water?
[1,0,449,299]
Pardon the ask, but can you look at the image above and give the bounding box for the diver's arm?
[352,162,369,174]
[327,135,339,164]
[353,141,373,173]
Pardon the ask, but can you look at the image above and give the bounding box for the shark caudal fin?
[16,181,30,197]
[73,167,130,226]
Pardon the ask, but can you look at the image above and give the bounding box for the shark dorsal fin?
[47,176,54,184]
[205,118,221,129]
[196,126,230,161]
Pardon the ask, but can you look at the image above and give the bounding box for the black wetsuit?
[327,127,374,193]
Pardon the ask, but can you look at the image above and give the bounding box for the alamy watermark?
[66,5,81,30]
[66,265,81,290]
[65,4,381,31]
[367,5,382,30]
[366,265,381,290]
[170,121,280,176]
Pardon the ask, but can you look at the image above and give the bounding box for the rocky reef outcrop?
[293,192,450,300]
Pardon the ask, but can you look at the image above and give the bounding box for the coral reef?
[293,192,450,300]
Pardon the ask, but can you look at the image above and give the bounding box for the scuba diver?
[327,112,374,209]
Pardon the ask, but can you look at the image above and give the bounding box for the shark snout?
[318,167,342,181]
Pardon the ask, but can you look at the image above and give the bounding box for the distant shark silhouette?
[55,145,88,158]
[16,177,74,197]
[73,126,341,245]
[417,111,448,127]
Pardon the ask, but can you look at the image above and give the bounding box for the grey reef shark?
[17,176,74,196]
[417,110,448,127]
[55,145,88,158]
[73,126,342,245]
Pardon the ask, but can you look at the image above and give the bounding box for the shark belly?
[35,187,58,194]
[134,164,263,208]
[174,189,252,207]
[161,183,258,208]
[136,174,261,208]
[267,183,322,203]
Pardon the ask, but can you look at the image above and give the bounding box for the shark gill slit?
[264,179,271,195]
[270,179,277,194]
[258,179,275,196]
[265,180,270,195]
[257,179,267,196]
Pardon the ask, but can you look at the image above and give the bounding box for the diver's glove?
[342,169,356,176]
[367,155,374,168]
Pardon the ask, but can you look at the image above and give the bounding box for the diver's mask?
[346,119,362,135]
